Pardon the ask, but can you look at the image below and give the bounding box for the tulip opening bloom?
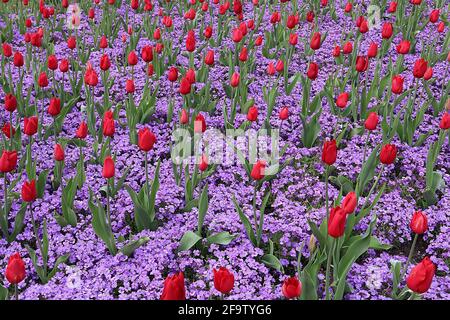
[410,211,428,234]
[5,253,26,285]
[282,277,302,299]
[213,267,235,294]
[160,272,186,300]
[406,257,435,294]
[380,144,397,165]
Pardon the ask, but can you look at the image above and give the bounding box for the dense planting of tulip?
[0,0,449,300]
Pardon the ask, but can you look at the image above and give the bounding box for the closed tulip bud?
[0,150,17,173]
[59,59,69,73]
[343,41,353,54]
[332,45,341,57]
[410,0,422,5]
[185,30,196,52]
[102,111,115,137]
[147,63,154,76]
[342,192,357,214]
[251,160,266,180]
[247,106,258,122]
[138,127,156,152]
[406,257,435,294]
[279,107,289,120]
[322,139,337,165]
[270,11,281,24]
[67,36,76,50]
[396,40,410,54]
[388,2,397,13]
[355,56,368,72]
[204,50,214,66]
[267,62,276,76]
[439,113,450,130]
[437,22,444,33]
[368,42,378,58]
[410,211,428,234]
[232,28,243,43]
[2,123,15,139]
[230,72,240,87]
[99,35,108,49]
[423,67,432,80]
[48,97,61,117]
[84,65,98,86]
[344,2,352,13]
[168,67,178,82]
[204,25,213,38]
[307,62,319,80]
[306,11,314,23]
[21,179,37,202]
[381,22,393,39]
[23,116,38,136]
[328,206,347,238]
[308,234,317,253]
[239,46,248,62]
[179,77,191,95]
[102,156,115,179]
[100,54,111,71]
[429,9,439,23]
[127,51,138,66]
[160,272,186,300]
[286,15,296,29]
[141,45,153,63]
[5,253,26,284]
[379,144,397,164]
[391,75,404,94]
[194,113,206,133]
[359,19,369,33]
[254,35,263,46]
[199,154,208,172]
[413,58,428,78]
[336,92,349,108]
[355,16,364,27]
[47,54,58,70]
[2,43,12,57]
[54,143,65,161]
[213,267,234,294]
[180,109,189,125]
[310,32,321,50]
[131,0,139,10]
[282,277,302,299]
[186,69,196,84]
[25,18,32,28]
[76,121,88,139]
[4,93,17,112]
[13,52,24,67]
[125,79,135,94]
[365,112,379,131]
[289,33,298,46]
[38,72,49,87]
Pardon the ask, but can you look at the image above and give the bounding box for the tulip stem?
[325,165,330,239]
[3,173,8,238]
[14,284,18,300]
[144,152,150,198]
[324,239,335,300]
[29,202,47,277]
[362,130,371,164]
[252,182,259,246]
[400,233,418,285]
[9,112,13,150]
[106,181,111,228]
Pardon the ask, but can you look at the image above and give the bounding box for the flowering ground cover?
[0,0,449,301]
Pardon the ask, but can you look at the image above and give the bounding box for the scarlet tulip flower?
[125,79,135,94]
[0,150,18,173]
[38,72,49,87]
[59,59,69,73]
[4,93,17,112]
[282,277,302,299]
[413,58,428,78]
[232,28,243,42]
[21,179,37,202]
[204,26,213,38]
[381,22,393,39]
[13,52,24,67]
[396,40,410,54]
[204,50,214,66]
[355,56,368,72]
[48,97,61,117]
[336,92,349,108]
[365,112,379,131]
[343,41,352,54]
[186,69,196,84]
[67,36,76,49]
[76,121,88,139]
[180,109,189,125]
[102,156,115,179]
[54,144,65,161]
[230,72,240,87]
[440,113,450,130]
[429,9,440,23]
[307,62,318,80]
[310,32,321,50]
[247,106,258,122]
[100,54,111,71]
[368,42,378,58]
[388,2,397,13]
[410,211,428,234]
[406,257,435,294]
[250,160,266,180]
[5,253,26,285]
[2,123,15,139]
[423,67,433,80]
[289,33,298,46]
[179,77,191,95]
[322,140,337,165]
[380,144,397,164]
[127,51,138,66]
[194,114,206,133]
[185,30,196,52]
[391,75,404,94]
[213,267,235,295]
[23,117,38,136]
[2,43,12,57]
[168,67,178,82]
[342,192,357,214]
[328,206,347,238]
[141,45,153,63]
[279,107,289,120]
[160,272,186,300]
[47,54,58,70]
[102,111,115,137]
[138,127,156,152]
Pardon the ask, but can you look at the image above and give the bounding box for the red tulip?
[310,32,321,50]
[4,93,17,112]
[125,79,135,94]
[343,41,353,54]
[342,192,357,214]
[76,121,88,139]
[410,211,428,234]
[332,45,341,57]
[423,67,433,80]
[250,160,266,180]
[440,113,450,130]
[344,2,352,13]
[306,11,314,23]
[254,35,263,46]
[168,67,178,82]
[186,69,196,84]
[23,117,38,136]
[141,46,153,63]
[307,62,318,80]
[138,127,156,152]
[289,33,298,46]
[185,30,196,52]
[160,272,186,300]
[100,54,111,71]
[2,43,12,57]
[180,109,189,125]
[204,50,214,66]
[194,113,206,133]
[359,19,369,33]
[84,64,98,86]
[322,140,337,165]
[429,9,440,23]
[59,59,69,73]
[48,97,61,117]
[179,77,191,95]
[199,154,208,172]
[0,150,18,173]
[368,42,378,58]
[336,92,349,108]
[67,36,76,49]
[47,54,58,70]
[381,22,393,39]
[365,112,379,131]
[21,179,37,202]
[102,156,115,179]
[38,72,49,87]
[406,257,435,294]
[102,111,115,137]
[396,40,410,54]
[355,56,368,72]
[213,267,235,294]
[13,52,24,67]
[391,75,404,94]
[2,123,15,139]
[230,72,240,87]
[204,26,213,39]
[232,28,243,43]
[5,253,26,285]
[127,51,138,66]
[328,206,347,238]
[99,35,108,49]
[247,106,258,122]
[388,2,397,13]
[413,58,428,78]
[437,22,445,33]
[379,144,397,164]
[54,144,65,161]
[279,107,289,120]
[282,277,302,299]
[239,46,248,62]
